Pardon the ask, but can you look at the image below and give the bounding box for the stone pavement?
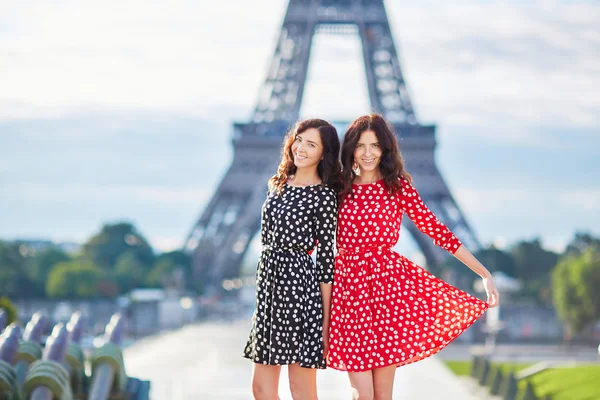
[124,321,481,399]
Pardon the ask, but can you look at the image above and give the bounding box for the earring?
[352,160,360,175]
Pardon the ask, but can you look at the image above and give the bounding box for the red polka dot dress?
[327,177,488,372]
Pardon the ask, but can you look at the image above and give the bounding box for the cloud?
[384,2,600,139]
[0,0,597,141]
[559,189,600,211]
[1,182,211,205]
[0,114,232,187]
[0,181,213,250]
[451,184,600,250]
[0,0,286,119]
[1,0,599,251]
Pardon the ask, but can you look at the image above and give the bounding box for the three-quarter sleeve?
[314,186,338,283]
[398,178,462,254]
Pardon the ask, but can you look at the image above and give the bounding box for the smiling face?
[353,129,382,173]
[291,128,324,169]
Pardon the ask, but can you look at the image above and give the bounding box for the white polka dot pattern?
[244,183,338,369]
[327,178,488,372]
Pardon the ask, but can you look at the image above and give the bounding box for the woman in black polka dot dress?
[244,119,342,399]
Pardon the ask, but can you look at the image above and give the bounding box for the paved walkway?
[124,321,481,399]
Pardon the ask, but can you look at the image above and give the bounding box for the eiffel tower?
[185,0,480,293]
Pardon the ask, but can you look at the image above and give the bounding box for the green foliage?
[146,257,178,288]
[96,277,120,298]
[446,361,600,400]
[46,260,103,298]
[478,246,518,277]
[444,360,472,376]
[1,223,194,298]
[113,251,146,293]
[442,235,592,306]
[552,248,600,333]
[511,238,559,283]
[82,222,155,270]
[0,240,35,297]
[519,364,600,400]
[511,238,559,304]
[564,231,600,258]
[147,250,192,290]
[29,247,71,297]
[0,296,18,324]
[438,244,517,292]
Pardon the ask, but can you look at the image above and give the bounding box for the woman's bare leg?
[288,363,318,400]
[347,370,374,400]
[372,365,396,400]
[252,363,282,400]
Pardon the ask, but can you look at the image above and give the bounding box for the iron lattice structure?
[185,0,480,293]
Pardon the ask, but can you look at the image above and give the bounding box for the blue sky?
[0,0,599,256]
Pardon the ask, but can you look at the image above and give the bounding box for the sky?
[0,0,599,257]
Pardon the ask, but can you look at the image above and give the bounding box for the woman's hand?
[483,275,500,307]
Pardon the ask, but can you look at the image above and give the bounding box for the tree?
[511,238,559,282]
[30,247,71,297]
[437,245,516,292]
[82,222,155,270]
[147,257,177,288]
[113,251,146,293]
[511,238,559,304]
[96,277,120,298]
[147,250,192,290]
[46,260,103,298]
[564,232,600,258]
[552,248,600,334]
[0,241,35,298]
[477,246,517,277]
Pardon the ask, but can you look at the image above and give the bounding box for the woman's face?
[291,128,324,169]
[353,129,382,173]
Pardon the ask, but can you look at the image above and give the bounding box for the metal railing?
[0,310,150,400]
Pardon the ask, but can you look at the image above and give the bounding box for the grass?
[444,360,473,376]
[444,360,600,400]
[523,364,600,400]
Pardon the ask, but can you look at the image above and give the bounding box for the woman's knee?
[251,364,280,400]
[351,386,374,400]
[288,364,317,400]
[289,379,314,400]
[348,371,374,400]
[252,379,276,400]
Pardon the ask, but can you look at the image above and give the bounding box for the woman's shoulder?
[398,175,411,185]
[397,175,415,191]
[313,184,337,202]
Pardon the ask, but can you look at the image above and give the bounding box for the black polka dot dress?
[243,183,338,369]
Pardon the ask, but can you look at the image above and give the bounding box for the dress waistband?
[262,244,307,253]
[337,244,392,256]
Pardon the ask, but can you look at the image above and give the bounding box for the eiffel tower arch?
[185,0,481,294]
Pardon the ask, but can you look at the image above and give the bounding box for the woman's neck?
[290,167,321,186]
[355,169,382,184]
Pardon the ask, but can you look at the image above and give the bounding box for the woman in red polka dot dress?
[327,114,499,399]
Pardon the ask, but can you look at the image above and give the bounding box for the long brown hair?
[340,114,412,201]
[268,119,342,194]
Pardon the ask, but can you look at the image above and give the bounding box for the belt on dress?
[262,244,308,253]
[337,244,391,256]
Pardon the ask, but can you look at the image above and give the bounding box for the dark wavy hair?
[268,119,342,194]
[340,114,412,201]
